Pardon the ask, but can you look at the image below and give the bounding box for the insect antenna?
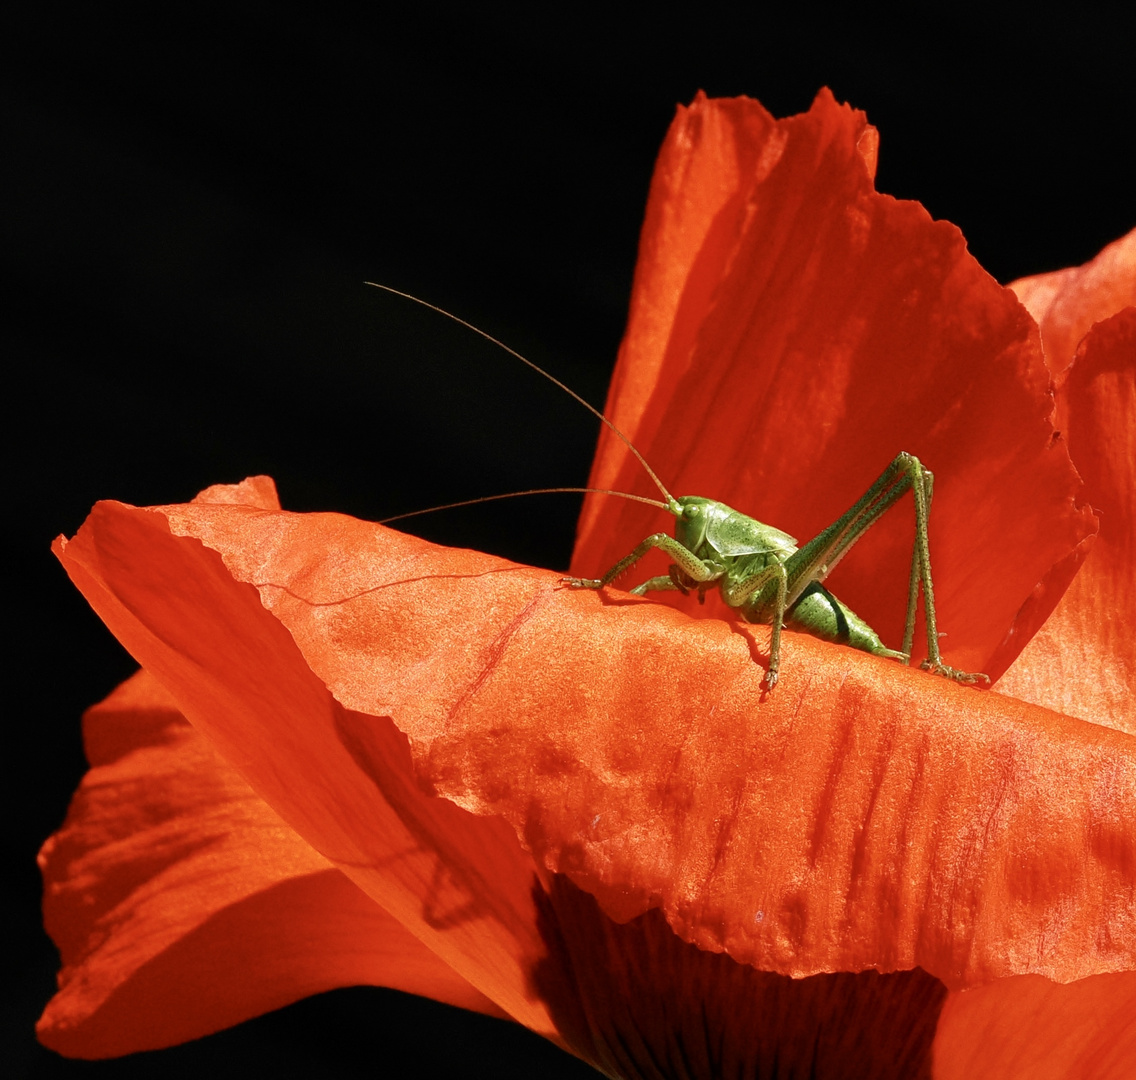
[365,282,680,513]
[380,487,669,525]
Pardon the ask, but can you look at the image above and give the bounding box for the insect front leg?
[630,575,681,596]
[563,534,722,592]
[624,563,706,597]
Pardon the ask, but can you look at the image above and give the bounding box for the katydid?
[369,283,989,691]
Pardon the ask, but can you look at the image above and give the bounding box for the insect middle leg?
[722,561,789,689]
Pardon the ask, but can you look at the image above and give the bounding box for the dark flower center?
[534,875,946,1080]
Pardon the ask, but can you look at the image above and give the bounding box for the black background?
[5,3,1134,1077]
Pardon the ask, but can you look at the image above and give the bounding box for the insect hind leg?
[785,452,987,686]
[899,457,988,685]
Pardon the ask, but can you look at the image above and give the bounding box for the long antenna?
[380,487,669,525]
[365,282,679,511]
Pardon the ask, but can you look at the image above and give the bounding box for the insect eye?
[684,504,701,519]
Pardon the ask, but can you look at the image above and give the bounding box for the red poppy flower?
[42,91,1136,1077]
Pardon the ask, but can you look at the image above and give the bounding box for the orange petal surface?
[38,667,502,1058]
[934,971,1136,1080]
[55,485,1135,996]
[574,90,1096,680]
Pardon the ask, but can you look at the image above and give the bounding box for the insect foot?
[562,576,604,590]
[920,660,991,686]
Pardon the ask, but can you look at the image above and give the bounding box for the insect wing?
[705,513,798,558]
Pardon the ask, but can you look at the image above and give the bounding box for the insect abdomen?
[785,583,900,658]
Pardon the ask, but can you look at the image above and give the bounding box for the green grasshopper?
[370,284,989,691]
[562,456,990,689]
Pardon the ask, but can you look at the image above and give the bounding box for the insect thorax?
[674,496,798,562]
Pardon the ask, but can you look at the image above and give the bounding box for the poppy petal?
[53,503,563,1040]
[1009,228,1136,378]
[38,668,502,1058]
[995,308,1136,734]
[574,90,1096,680]
[577,91,788,541]
[55,490,1135,998]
